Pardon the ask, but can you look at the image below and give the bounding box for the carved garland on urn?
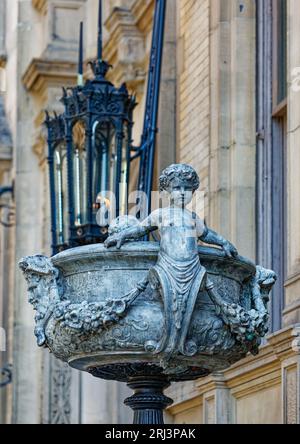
[19,255,148,346]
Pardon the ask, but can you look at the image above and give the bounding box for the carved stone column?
[281,328,300,424]
[209,0,256,259]
[197,373,233,424]
[11,0,84,424]
[0,6,14,423]
[269,325,300,424]
[105,5,145,91]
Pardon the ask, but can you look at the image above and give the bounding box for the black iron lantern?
[46,0,166,255]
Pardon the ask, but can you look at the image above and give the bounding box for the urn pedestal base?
[125,376,173,424]
[87,362,209,424]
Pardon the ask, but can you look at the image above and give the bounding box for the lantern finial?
[97,0,103,62]
[78,22,84,86]
[88,0,112,79]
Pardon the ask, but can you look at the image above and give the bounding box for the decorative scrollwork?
[0,364,12,388]
[50,358,71,424]
[45,112,65,142]
[0,186,14,227]
[0,203,15,227]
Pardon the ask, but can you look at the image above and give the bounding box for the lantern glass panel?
[92,120,117,215]
[53,142,68,245]
[72,120,87,227]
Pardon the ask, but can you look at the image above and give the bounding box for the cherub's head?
[159,164,200,207]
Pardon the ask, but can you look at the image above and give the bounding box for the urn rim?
[51,242,256,276]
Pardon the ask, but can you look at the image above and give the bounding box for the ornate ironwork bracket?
[0,365,12,388]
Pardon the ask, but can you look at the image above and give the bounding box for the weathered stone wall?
[166,0,300,425]
[177,0,210,220]
[284,0,300,326]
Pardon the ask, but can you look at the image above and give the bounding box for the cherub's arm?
[104,212,159,249]
[195,217,238,258]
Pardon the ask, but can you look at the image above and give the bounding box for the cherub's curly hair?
[159,164,200,192]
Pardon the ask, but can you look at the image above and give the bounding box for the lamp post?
[45,0,167,255]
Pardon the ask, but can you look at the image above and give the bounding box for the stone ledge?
[283,300,300,316]
[268,324,300,359]
[22,58,77,93]
[229,370,281,399]
[168,396,202,416]
[166,325,300,408]
[285,271,300,288]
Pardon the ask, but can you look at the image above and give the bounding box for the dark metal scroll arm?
[133,0,167,213]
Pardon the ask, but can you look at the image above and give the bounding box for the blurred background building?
[0,0,299,424]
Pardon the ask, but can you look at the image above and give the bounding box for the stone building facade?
[0,0,299,424]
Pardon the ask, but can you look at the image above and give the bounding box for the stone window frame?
[272,0,288,111]
[256,0,287,333]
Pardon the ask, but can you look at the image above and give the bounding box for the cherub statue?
[105,164,238,358]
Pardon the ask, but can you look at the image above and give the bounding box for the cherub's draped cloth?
[149,226,206,358]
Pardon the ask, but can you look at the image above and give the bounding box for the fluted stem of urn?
[124,376,173,424]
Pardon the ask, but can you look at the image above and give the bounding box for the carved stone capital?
[268,324,300,361]
[22,59,77,94]
[22,58,76,164]
[104,6,146,90]
[291,326,300,354]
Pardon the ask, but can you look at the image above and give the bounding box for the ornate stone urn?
[19,164,276,424]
